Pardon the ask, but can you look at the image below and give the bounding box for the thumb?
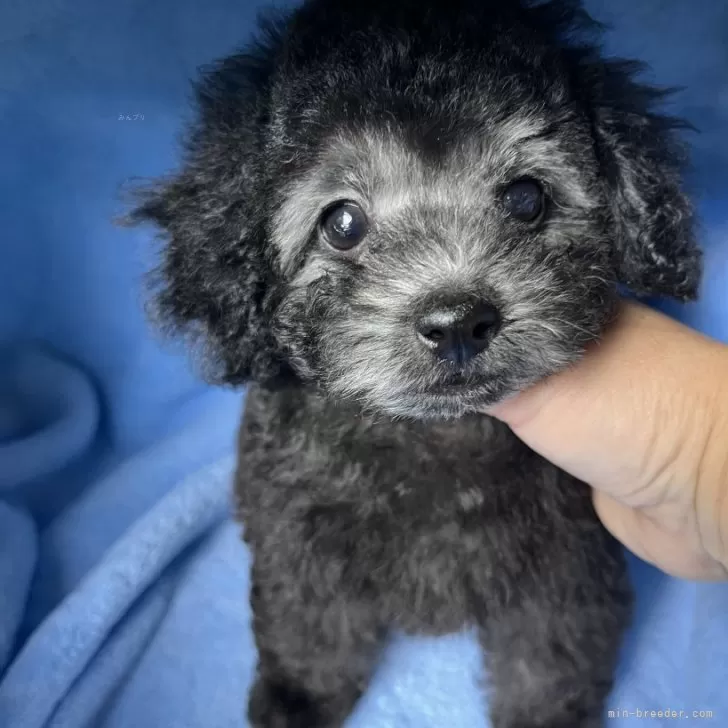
[489,301,721,509]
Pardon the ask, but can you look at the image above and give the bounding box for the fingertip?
[483,382,551,431]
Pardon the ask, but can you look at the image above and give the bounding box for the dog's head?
[130,0,701,418]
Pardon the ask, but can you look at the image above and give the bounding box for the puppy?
[131,0,702,725]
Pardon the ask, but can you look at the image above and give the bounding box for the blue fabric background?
[0,1,726,726]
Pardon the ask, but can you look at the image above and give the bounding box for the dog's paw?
[247,676,333,728]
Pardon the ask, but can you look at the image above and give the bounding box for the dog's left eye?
[501,179,544,222]
[320,202,369,250]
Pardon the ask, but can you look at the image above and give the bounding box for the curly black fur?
[128,1,702,725]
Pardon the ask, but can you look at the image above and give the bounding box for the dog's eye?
[502,179,544,222]
[320,202,369,250]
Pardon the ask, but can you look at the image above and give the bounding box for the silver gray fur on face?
[274,123,613,418]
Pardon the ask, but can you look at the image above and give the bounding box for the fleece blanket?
[0,1,727,726]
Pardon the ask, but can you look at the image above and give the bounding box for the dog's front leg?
[472,510,632,727]
[246,537,386,728]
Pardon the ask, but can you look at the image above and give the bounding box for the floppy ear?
[588,60,702,301]
[126,15,290,385]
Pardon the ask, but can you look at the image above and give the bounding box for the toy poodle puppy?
[130,0,702,725]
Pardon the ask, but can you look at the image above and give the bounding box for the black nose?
[416,299,501,365]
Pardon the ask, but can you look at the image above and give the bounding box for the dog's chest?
[237,384,528,509]
[237,385,553,632]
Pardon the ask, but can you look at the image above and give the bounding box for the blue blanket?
[1,1,727,726]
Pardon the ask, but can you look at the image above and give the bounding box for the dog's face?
[131,0,701,419]
[273,116,612,417]
[272,117,616,417]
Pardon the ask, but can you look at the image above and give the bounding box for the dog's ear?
[125,15,289,384]
[585,59,702,301]
[522,1,701,301]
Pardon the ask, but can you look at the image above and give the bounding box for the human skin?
[489,301,728,580]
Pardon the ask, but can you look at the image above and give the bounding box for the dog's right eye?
[501,179,545,223]
[320,202,369,251]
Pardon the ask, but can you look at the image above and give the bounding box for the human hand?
[489,301,728,580]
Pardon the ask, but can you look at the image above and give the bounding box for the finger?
[593,490,727,581]
[490,302,719,502]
